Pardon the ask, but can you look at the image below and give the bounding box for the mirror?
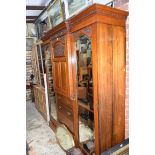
[76,34,93,109]
[75,34,95,153]
[45,46,57,120]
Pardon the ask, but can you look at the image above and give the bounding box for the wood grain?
[97,23,113,152]
[112,26,126,145]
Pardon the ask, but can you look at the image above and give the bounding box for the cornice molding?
[69,4,128,29]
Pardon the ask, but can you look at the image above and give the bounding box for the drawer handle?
[66,111,71,116]
[58,106,62,109]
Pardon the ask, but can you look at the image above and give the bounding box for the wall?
[114,0,129,139]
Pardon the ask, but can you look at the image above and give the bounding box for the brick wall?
[114,0,129,139]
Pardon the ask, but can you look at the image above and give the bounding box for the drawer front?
[57,102,73,121]
[57,94,72,108]
[57,111,74,133]
[57,98,74,133]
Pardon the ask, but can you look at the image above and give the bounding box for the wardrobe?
[37,3,128,155]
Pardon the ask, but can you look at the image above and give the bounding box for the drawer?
[57,101,74,133]
[57,111,74,133]
[57,94,72,109]
[57,101,73,121]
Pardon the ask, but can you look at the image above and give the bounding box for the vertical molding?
[92,23,100,155]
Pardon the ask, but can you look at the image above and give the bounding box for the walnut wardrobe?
[38,4,128,155]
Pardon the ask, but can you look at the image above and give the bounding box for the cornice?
[69,4,128,29]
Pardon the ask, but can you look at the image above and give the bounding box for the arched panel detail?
[53,41,65,57]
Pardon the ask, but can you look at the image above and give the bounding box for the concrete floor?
[26,101,66,155]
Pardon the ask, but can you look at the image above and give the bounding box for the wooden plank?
[91,23,100,155]
[26,20,35,23]
[26,16,38,19]
[26,5,45,10]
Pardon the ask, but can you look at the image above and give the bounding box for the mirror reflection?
[45,46,57,120]
[76,34,95,153]
[76,34,93,109]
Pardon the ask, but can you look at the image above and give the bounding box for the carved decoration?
[51,28,67,41]
[59,35,65,44]
[54,43,65,57]
[73,26,92,41]
[69,9,126,29]
[51,35,65,47]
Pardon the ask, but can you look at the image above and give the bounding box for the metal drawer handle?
[67,111,71,116]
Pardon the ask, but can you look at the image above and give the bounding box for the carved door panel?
[52,36,69,96]
[53,61,68,95]
[60,62,68,93]
[53,62,61,91]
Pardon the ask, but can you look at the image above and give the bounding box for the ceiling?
[26,0,50,23]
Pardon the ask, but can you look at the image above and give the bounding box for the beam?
[26,20,35,23]
[26,16,38,19]
[26,5,45,10]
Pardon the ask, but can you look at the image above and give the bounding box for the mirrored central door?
[75,34,95,154]
[45,45,57,121]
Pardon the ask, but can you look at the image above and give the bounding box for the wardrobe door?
[72,27,96,154]
[52,37,69,96]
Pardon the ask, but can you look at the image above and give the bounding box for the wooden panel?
[38,89,42,111]
[66,33,74,98]
[42,93,46,115]
[91,24,99,155]
[26,20,35,23]
[57,100,74,133]
[60,62,68,92]
[57,102,73,121]
[57,94,72,108]
[26,5,45,10]
[33,86,39,108]
[54,43,65,57]
[112,26,125,145]
[97,23,113,152]
[53,62,61,90]
[26,16,37,19]
[57,111,74,133]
